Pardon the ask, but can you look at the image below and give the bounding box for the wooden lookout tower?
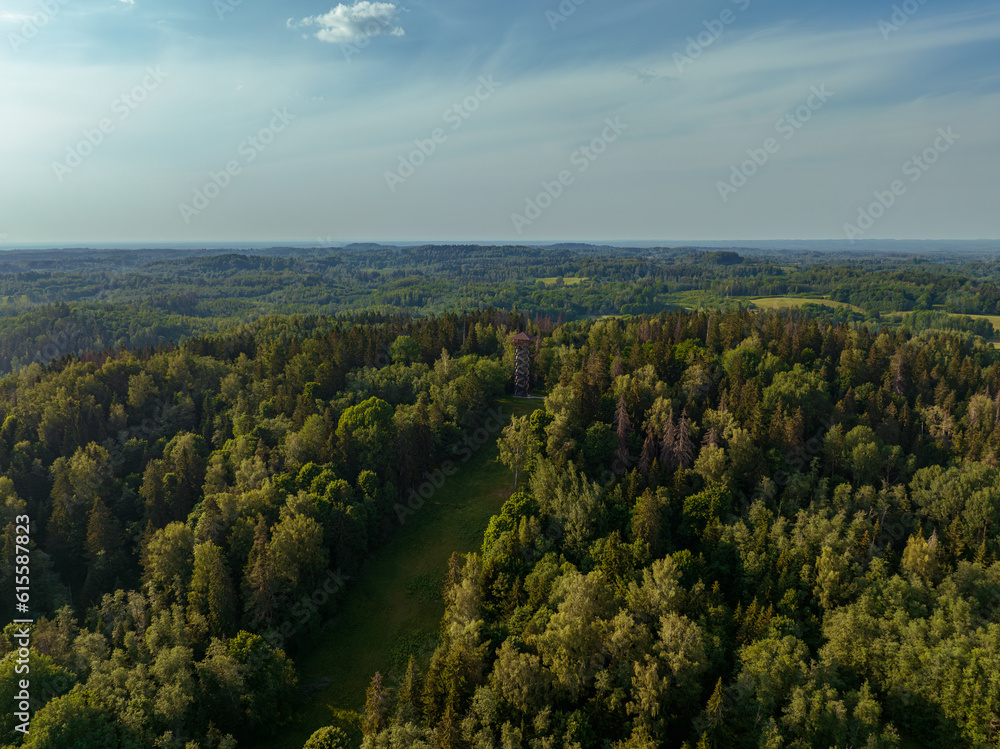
[511,332,533,396]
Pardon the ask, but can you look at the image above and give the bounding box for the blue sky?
[1,0,998,244]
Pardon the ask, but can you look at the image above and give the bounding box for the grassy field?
[963,314,1000,348]
[962,313,1000,328]
[538,276,588,286]
[749,296,864,313]
[252,396,541,749]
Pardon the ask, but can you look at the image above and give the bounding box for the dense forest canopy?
[2,245,1000,377]
[1,246,1000,749]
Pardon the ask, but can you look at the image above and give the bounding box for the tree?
[396,656,423,722]
[362,671,390,738]
[630,491,662,554]
[638,422,657,477]
[390,335,421,364]
[676,410,695,470]
[47,444,113,576]
[582,421,616,476]
[82,496,127,603]
[188,541,238,638]
[336,397,394,478]
[0,652,75,745]
[243,515,278,628]
[286,414,331,471]
[303,725,350,749]
[143,521,195,606]
[227,631,297,733]
[267,514,328,597]
[22,688,138,749]
[901,531,943,584]
[699,678,726,746]
[532,569,616,700]
[614,393,632,470]
[496,415,538,491]
[660,409,677,469]
[162,432,208,521]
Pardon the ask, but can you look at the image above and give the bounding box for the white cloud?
[0,12,33,23]
[292,2,405,45]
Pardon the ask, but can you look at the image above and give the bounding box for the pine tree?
[612,350,625,379]
[702,427,719,448]
[243,515,277,628]
[702,677,726,741]
[85,496,123,567]
[189,541,237,638]
[195,493,225,545]
[661,409,677,468]
[975,539,988,566]
[676,409,695,469]
[615,393,632,469]
[435,703,461,749]
[362,671,390,738]
[639,423,657,477]
[397,656,422,721]
[82,496,126,603]
[891,352,907,395]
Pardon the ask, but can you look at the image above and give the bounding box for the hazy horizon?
[3,239,1000,255]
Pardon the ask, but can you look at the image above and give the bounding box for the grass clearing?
[749,297,864,313]
[962,313,1000,328]
[252,396,540,749]
[538,276,588,286]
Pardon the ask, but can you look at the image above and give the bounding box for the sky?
[1,0,998,245]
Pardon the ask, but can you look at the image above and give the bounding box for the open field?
[962,313,1000,328]
[254,396,541,749]
[538,276,588,286]
[749,297,864,313]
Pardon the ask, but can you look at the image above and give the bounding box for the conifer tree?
[661,408,677,468]
[614,393,632,469]
[362,672,390,738]
[676,409,695,469]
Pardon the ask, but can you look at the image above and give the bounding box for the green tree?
[362,671,390,738]
[496,415,538,491]
[227,631,297,734]
[303,725,350,748]
[23,688,139,749]
[188,541,238,638]
[336,397,394,478]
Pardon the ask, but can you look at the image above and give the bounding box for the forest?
[3,244,1000,377]
[1,245,1000,748]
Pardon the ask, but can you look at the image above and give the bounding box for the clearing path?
[254,396,541,749]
